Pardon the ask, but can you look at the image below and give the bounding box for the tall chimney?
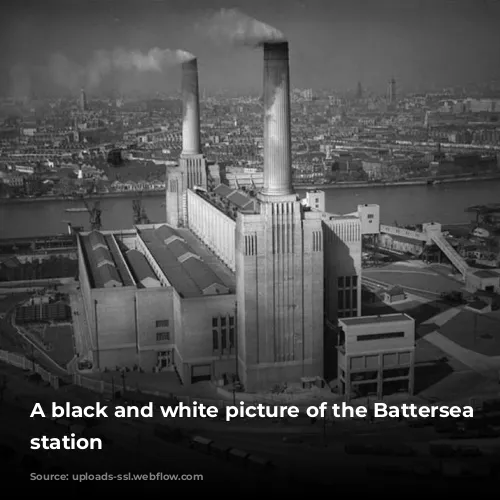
[261,42,293,198]
[181,58,201,156]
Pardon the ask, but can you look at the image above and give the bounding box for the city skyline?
[1,0,500,97]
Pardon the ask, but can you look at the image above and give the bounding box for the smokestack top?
[263,41,289,60]
[181,57,198,70]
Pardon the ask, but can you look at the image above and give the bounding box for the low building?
[465,269,500,294]
[337,313,415,401]
[382,286,406,304]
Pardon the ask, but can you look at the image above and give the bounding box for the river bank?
[297,173,500,190]
[0,189,164,205]
[2,180,498,238]
[2,172,500,205]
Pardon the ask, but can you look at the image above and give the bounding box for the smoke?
[48,53,86,93]
[199,8,285,47]
[112,48,194,72]
[9,64,32,99]
[9,48,195,97]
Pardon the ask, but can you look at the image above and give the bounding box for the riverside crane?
[64,181,104,231]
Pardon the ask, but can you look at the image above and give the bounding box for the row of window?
[213,315,236,352]
[212,316,235,328]
[338,288,358,312]
[357,332,405,342]
[213,328,236,351]
[338,276,358,289]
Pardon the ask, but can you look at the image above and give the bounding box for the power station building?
[77,225,237,385]
[76,42,369,392]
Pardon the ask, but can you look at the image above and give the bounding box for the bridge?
[379,224,427,242]
[380,223,470,279]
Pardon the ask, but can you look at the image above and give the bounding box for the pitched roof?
[139,225,230,298]
[125,249,158,284]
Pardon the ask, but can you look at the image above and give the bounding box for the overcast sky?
[1,0,499,96]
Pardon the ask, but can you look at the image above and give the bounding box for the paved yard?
[439,310,500,356]
[43,324,75,367]
[364,264,464,294]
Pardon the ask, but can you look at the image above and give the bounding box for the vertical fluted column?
[181,58,201,155]
[262,42,293,198]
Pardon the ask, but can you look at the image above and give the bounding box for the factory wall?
[186,189,236,271]
[136,287,176,370]
[178,294,237,384]
[236,206,324,392]
[323,216,362,324]
[93,287,182,372]
[92,286,137,370]
[302,211,325,377]
[357,204,380,235]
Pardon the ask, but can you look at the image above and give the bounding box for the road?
[69,291,91,359]
[0,293,31,353]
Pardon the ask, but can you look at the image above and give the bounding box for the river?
[1,180,500,239]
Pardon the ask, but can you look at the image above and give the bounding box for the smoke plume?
[9,48,195,97]
[200,8,285,47]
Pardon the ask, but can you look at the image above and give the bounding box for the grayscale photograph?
[1,0,500,493]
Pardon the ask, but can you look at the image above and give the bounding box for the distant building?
[356,82,363,100]
[387,78,396,104]
[79,89,88,112]
[382,286,407,304]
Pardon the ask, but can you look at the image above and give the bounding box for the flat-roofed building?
[77,224,236,384]
[337,313,415,401]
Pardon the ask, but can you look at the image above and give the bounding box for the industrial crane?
[82,198,103,231]
[63,180,104,231]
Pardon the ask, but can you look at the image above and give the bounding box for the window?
[357,332,405,342]
[352,276,358,287]
[367,214,374,219]
[156,332,170,342]
[338,290,344,310]
[345,276,351,287]
[345,289,351,310]
[213,315,236,352]
[338,277,344,288]
[156,319,169,328]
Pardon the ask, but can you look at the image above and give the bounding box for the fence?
[1,349,478,421]
[0,349,59,389]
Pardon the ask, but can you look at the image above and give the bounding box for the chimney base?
[257,192,297,204]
